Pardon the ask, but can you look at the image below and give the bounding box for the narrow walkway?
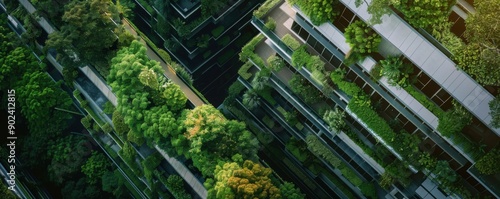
[122,20,205,107]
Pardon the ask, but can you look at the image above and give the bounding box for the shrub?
[330,69,363,97]
[380,57,413,87]
[306,135,341,167]
[369,63,383,81]
[238,61,254,80]
[170,62,194,86]
[437,101,472,137]
[267,55,285,71]
[211,26,225,38]
[217,36,231,47]
[265,17,277,30]
[101,123,113,134]
[282,34,301,50]
[475,148,500,175]
[289,74,323,104]
[340,166,363,187]
[253,0,282,19]
[344,21,381,61]
[157,49,172,63]
[359,182,377,199]
[489,97,500,128]
[239,34,265,62]
[322,107,346,132]
[396,0,455,28]
[292,0,339,25]
[165,175,192,199]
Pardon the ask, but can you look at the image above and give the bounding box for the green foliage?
[322,107,346,133]
[460,0,500,86]
[101,123,113,134]
[282,34,301,50]
[81,152,111,185]
[197,34,211,48]
[403,86,445,117]
[165,175,192,199]
[47,136,89,184]
[211,26,225,38]
[254,0,282,19]
[119,141,137,165]
[475,148,500,175]
[365,0,393,25]
[305,135,341,167]
[431,22,464,55]
[380,56,413,87]
[265,17,277,30]
[112,110,130,136]
[184,105,259,177]
[101,170,128,198]
[46,0,123,75]
[81,115,93,129]
[293,0,339,25]
[210,160,281,199]
[286,137,310,162]
[280,182,305,199]
[288,74,323,104]
[437,101,472,137]
[0,183,16,199]
[396,0,455,28]
[359,182,377,199]
[267,55,286,71]
[369,63,383,81]
[238,61,254,80]
[240,34,265,62]
[243,89,261,109]
[344,21,381,62]
[201,0,230,17]
[330,69,363,97]
[489,97,500,128]
[162,81,188,112]
[385,160,412,186]
[339,166,363,187]
[433,160,458,186]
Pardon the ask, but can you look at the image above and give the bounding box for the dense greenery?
[380,57,413,87]
[489,97,500,128]
[46,0,131,76]
[459,0,500,86]
[208,159,281,198]
[344,21,381,64]
[322,107,346,133]
[396,0,455,28]
[290,0,339,25]
[475,148,500,175]
[437,101,472,137]
[254,0,283,19]
[289,74,324,104]
[282,34,301,50]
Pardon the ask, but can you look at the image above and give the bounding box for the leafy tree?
[162,81,188,112]
[211,160,281,199]
[280,182,305,199]
[46,0,123,74]
[460,0,500,86]
[81,152,112,185]
[101,170,130,198]
[489,97,500,128]
[291,0,339,25]
[344,21,381,63]
[433,160,457,185]
[61,178,103,199]
[396,0,455,28]
[475,148,500,175]
[322,107,346,132]
[437,101,472,137]
[252,71,270,91]
[165,175,192,199]
[1,47,41,90]
[119,141,137,164]
[47,135,91,184]
[243,89,261,110]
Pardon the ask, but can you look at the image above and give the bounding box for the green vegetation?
[396,0,455,28]
[490,97,500,128]
[459,0,500,86]
[268,55,286,71]
[254,0,283,19]
[211,26,225,38]
[282,34,301,50]
[475,147,500,175]
[380,57,413,87]
[344,21,381,64]
[306,135,341,167]
[437,101,472,137]
[289,74,324,104]
[265,17,277,30]
[322,107,346,133]
[290,0,339,25]
[164,175,192,199]
[201,0,230,17]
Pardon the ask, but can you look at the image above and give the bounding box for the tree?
[242,89,261,110]
[165,175,192,199]
[101,170,130,198]
[112,110,130,136]
[433,160,457,185]
[475,148,500,175]
[211,160,281,199]
[322,107,346,132]
[47,135,91,184]
[489,97,500,128]
[461,0,500,86]
[81,152,111,185]
[252,71,270,91]
[61,178,103,199]
[280,182,305,199]
[119,141,137,164]
[267,55,285,71]
[162,81,188,112]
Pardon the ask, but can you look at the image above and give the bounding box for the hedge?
[238,61,254,80]
[253,0,283,19]
[282,34,301,50]
[239,34,265,62]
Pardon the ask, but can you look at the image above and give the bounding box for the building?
[132,0,264,105]
[225,0,500,198]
